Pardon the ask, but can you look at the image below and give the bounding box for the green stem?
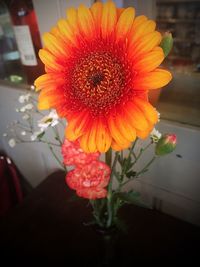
[105,148,112,167]
[106,151,119,228]
[19,140,60,147]
[136,156,156,177]
[120,156,156,188]
[52,126,63,145]
[44,138,67,172]
[131,141,152,167]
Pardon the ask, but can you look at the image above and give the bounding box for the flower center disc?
[71,51,131,116]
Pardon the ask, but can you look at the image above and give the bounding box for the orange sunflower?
[34,0,172,153]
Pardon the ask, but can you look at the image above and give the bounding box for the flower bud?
[160,32,173,57]
[155,134,177,156]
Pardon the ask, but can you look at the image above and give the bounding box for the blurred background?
[0,0,200,226]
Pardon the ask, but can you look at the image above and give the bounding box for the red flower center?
[66,39,135,117]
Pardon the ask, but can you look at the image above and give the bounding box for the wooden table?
[0,171,200,266]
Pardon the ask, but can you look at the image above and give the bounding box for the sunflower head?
[34,0,172,153]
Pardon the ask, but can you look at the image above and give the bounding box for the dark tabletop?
[0,170,200,266]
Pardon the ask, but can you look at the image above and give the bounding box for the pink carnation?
[66,161,111,200]
[61,139,100,167]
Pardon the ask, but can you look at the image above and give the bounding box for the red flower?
[61,139,100,167]
[66,161,111,199]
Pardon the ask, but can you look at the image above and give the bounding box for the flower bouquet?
[5,0,177,231]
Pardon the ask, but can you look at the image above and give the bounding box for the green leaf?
[116,191,140,204]
[37,132,45,139]
[117,155,123,165]
[160,32,173,57]
[113,170,123,182]
[116,191,151,209]
[126,170,137,178]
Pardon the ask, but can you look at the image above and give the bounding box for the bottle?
[7,0,44,85]
[0,1,24,83]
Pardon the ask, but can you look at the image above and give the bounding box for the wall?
[0,0,200,227]
[0,85,63,187]
[132,121,200,226]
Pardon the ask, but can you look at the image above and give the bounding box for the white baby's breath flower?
[30,130,44,141]
[22,114,30,120]
[8,138,16,148]
[21,131,26,136]
[3,133,7,137]
[20,103,33,112]
[38,110,59,131]
[18,93,31,103]
[150,128,162,143]
[30,85,35,90]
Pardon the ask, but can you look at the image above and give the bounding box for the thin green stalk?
[120,156,156,188]
[131,141,152,167]
[136,156,156,177]
[106,151,119,228]
[19,140,60,147]
[44,138,67,172]
[105,148,112,167]
[52,126,63,145]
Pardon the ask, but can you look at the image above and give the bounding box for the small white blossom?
[20,103,33,112]
[38,110,59,131]
[30,85,35,90]
[22,114,30,120]
[3,133,7,137]
[18,93,31,103]
[21,131,26,136]
[8,138,16,148]
[30,130,44,141]
[150,128,162,143]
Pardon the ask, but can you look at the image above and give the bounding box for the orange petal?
[38,98,50,110]
[57,19,77,46]
[117,8,125,19]
[80,133,90,153]
[101,1,117,38]
[129,19,156,46]
[128,31,162,59]
[136,125,154,139]
[134,68,172,90]
[111,139,131,151]
[116,7,135,41]
[133,97,158,125]
[87,121,98,153]
[96,119,112,153]
[38,90,63,110]
[107,115,130,146]
[133,47,164,73]
[124,102,149,131]
[65,111,89,141]
[78,4,95,39]
[50,26,66,43]
[43,32,69,58]
[91,1,103,35]
[115,113,136,142]
[39,49,64,72]
[66,7,78,31]
[34,74,65,91]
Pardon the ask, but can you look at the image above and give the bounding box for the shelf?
[157,0,200,4]
[173,38,197,43]
[157,18,200,23]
